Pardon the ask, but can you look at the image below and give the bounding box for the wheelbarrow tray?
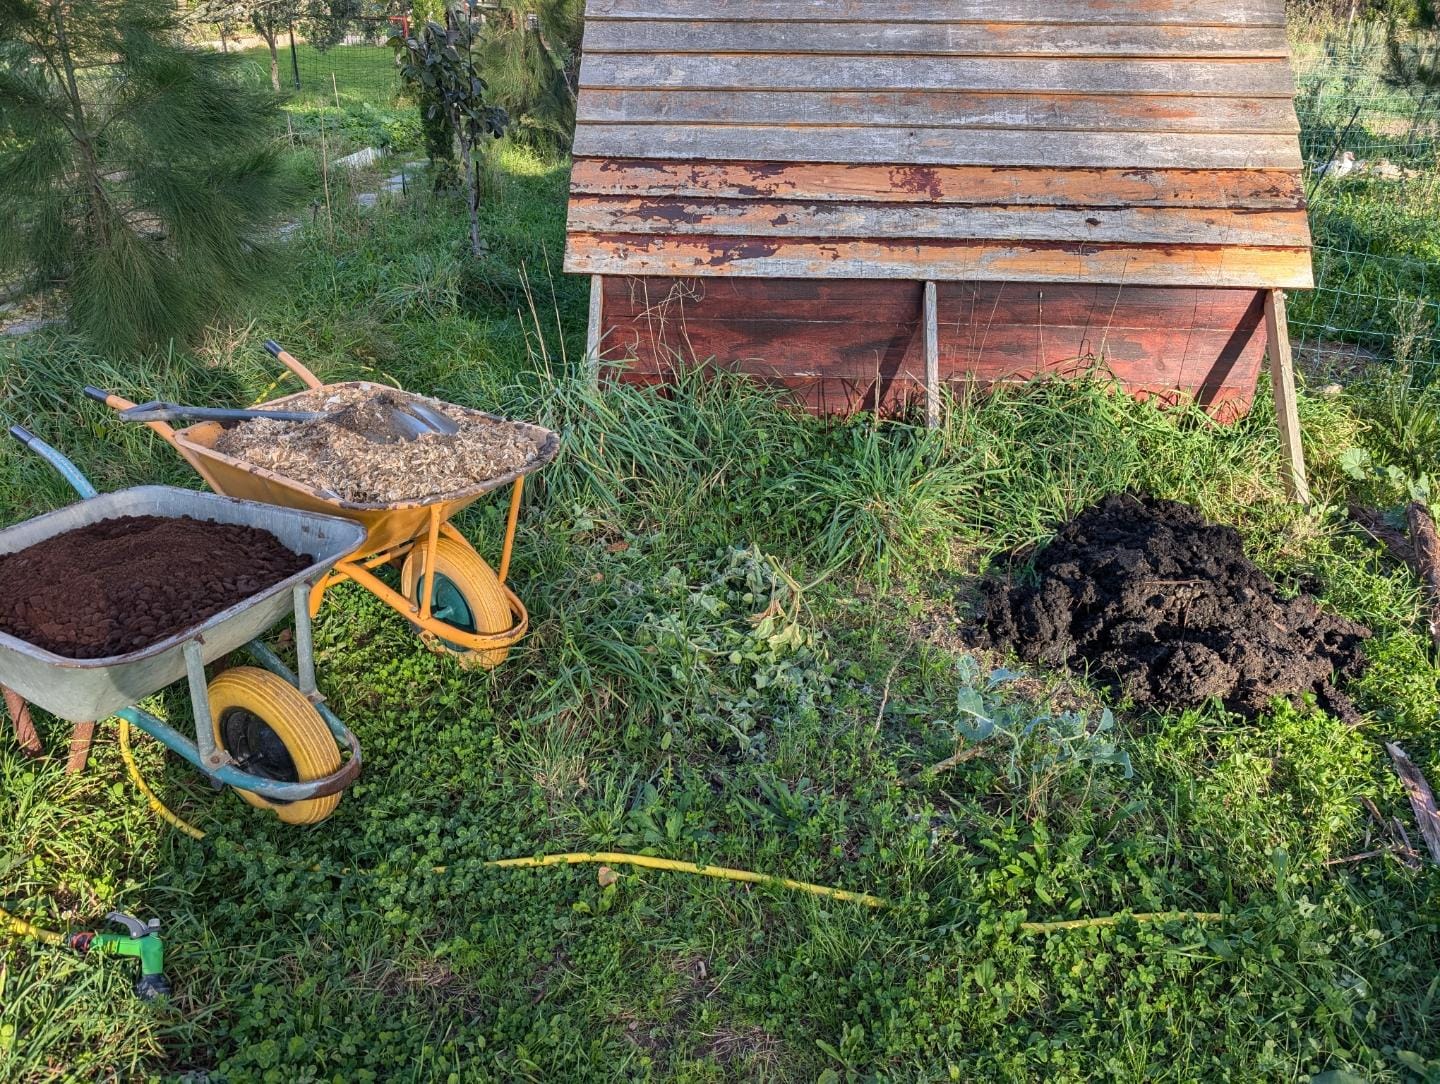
[166,382,561,555]
[0,487,366,722]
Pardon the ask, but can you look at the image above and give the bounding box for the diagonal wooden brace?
[1264,289,1311,505]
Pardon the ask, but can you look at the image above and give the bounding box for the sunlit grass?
[1,81,1439,1084]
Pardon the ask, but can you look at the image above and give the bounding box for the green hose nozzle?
[69,912,168,1000]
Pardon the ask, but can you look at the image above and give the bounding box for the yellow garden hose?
[3,721,1229,949]
[0,903,65,947]
[488,851,888,908]
[119,716,206,842]
[115,719,890,908]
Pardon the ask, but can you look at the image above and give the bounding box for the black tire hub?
[220,707,299,786]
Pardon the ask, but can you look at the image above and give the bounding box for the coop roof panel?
[564,0,1313,289]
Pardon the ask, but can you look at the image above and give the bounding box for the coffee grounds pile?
[215,385,544,505]
[976,494,1371,722]
[0,515,309,659]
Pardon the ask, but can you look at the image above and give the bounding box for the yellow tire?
[400,535,513,669]
[209,667,342,825]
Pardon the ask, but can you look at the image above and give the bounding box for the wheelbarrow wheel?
[208,668,342,825]
[400,535,512,669]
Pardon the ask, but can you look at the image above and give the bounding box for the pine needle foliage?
[0,0,293,353]
[479,0,582,152]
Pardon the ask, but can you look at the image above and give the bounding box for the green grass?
[234,41,421,158]
[235,41,402,110]
[2,112,1440,1084]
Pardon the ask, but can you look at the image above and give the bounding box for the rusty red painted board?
[599,276,1266,420]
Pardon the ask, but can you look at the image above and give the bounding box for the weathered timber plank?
[611,326,1263,415]
[924,281,940,427]
[600,276,1267,392]
[936,323,1265,384]
[586,275,605,384]
[937,282,1266,330]
[565,234,1317,288]
[572,125,1302,171]
[634,322,927,377]
[687,375,1256,422]
[601,277,1268,332]
[577,90,1301,134]
[1385,743,1440,863]
[582,20,1289,57]
[579,54,1297,96]
[567,197,1313,248]
[585,0,1286,27]
[602,275,926,321]
[655,325,1260,383]
[569,160,1307,210]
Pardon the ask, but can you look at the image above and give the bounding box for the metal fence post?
[288,22,302,89]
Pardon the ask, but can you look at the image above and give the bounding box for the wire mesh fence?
[288,17,403,95]
[1291,25,1440,381]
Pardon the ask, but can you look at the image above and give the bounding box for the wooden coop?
[564,0,1315,498]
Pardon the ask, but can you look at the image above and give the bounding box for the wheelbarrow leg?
[66,721,96,775]
[293,584,317,698]
[4,685,43,757]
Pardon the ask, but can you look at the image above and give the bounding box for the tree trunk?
[256,23,281,92]
[219,26,228,53]
[47,0,109,249]
[452,111,483,257]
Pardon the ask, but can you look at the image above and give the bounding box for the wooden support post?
[66,721,96,775]
[585,275,605,389]
[4,685,42,757]
[1264,289,1310,505]
[923,280,940,428]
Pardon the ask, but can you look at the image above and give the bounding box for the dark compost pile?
[977,494,1371,722]
[0,515,308,659]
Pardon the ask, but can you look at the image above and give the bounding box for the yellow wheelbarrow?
[87,342,560,669]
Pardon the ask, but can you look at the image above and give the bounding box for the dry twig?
[1386,742,1440,864]
[1406,501,1440,653]
[903,744,986,786]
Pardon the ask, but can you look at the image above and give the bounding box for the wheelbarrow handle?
[7,424,99,500]
[116,402,327,425]
[263,340,324,390]
[84,386,180,444]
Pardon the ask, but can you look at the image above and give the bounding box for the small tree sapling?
[391,12,507,255]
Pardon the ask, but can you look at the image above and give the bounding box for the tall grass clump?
[526,360,805,551]
[773,415,988,586]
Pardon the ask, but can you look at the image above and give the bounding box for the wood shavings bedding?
[214,385,543,504]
